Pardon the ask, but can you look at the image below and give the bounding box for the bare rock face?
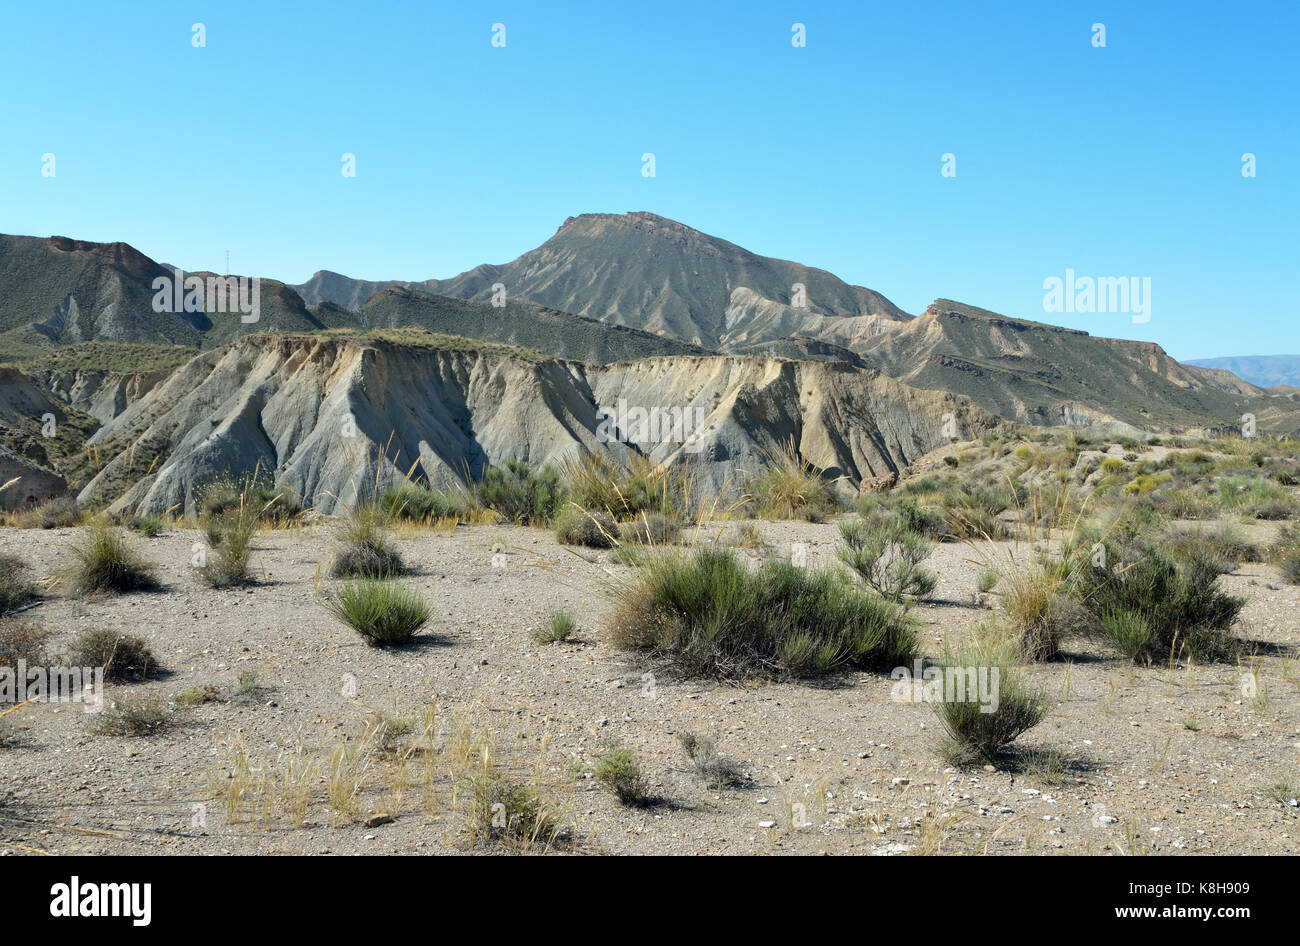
[0,445,65,510]
[79,333,999,516]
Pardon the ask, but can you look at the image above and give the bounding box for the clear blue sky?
[2,1,1295,360]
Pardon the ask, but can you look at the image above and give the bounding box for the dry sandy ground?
[1,518,1297,856]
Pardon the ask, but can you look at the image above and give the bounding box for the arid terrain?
[2,494,1297,856]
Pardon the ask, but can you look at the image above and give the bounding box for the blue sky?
[2,1,1295,360]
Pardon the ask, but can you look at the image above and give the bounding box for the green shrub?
[68,629,160,682]
[69,522,160,594]
[933,638,1048,766]
[532,610,576,644]
[129,516,166,537]
[378,482,465,522]
[608,546,917,679]
[475,460,566,525]
[325,579,432,646]
[1078,547,1244,663]
[554,507,617,548]
[593,744,649,805]
[200,474,302,521]
[0,555,38,614]
[837,517,937,602]
[330,506,408,578]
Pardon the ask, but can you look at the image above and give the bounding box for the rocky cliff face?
[80,333,997,516]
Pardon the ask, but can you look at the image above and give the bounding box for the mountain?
[77,330,996,516]
[293,211,911,349]
[1185,355,1300,390]
[4,218,1296,438]
[349,287,709,362]
[0,235,330,359]
[855,299,1280,431]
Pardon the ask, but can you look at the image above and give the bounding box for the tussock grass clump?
[0,554,39,614]
[553,506,617,548]
[474,459,566,525]
[465,761,567,852]
[680,731,747,789]
[325,579,432,646]
[608,546,917,679]
[742,441,837,521]
[68,629,161,682]
[378,481,465,523]
[95,696,175,737]
[69,521,159,594]
[933,635,1048,767]
[593,744,650,805]
[620,513,683,546]
[837,515,937,602]
[532,610,575,644]
[199,510,257,588]
[562,453,693,521]
[330,506,409,578]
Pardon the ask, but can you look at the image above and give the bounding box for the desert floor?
[1,518,1297,855]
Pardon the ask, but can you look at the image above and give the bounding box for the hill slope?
[79,331,996,515]
[294,212,911,349]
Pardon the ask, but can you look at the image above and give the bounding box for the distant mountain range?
[1,212,1296,437]
[1184,355,1300,390]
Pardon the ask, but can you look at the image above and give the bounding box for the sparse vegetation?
[0,554,38,614]
[199,509,257,588]
[593,743,650,805]
[553,506,617,548]
[933,636,1048,766]
[68,521,159,594]
[68,629,161,682]
[474,459,566,525]
[324,579,432,646]
[742,441,836,521]
[608,546,917,679]
[95,696,176,737]
[619,512,683,546]
[532,610,576,644]
[680,731,747,789]
[330,505,409,578]
[837,515,937,603]
[0,619,49,673]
